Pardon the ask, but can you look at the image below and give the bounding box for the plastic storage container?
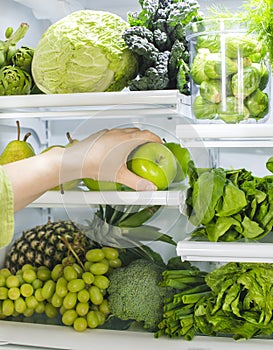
[186,18,271,124]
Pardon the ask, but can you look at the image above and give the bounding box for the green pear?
[164,142,191,182]
[41,132,80,191]
[0,120,35,165]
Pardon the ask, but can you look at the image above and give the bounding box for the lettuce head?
[31,10,138,94]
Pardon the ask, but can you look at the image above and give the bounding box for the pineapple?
[5,205,175,274]
[4,220,92,274]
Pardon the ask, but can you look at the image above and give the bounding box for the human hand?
[62,127,162,191]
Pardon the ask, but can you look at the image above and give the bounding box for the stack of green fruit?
[0,246,121,332]
[190,31,270,123]
[0,23,38,96]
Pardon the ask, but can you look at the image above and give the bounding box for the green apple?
[83,178,123,191]
[164,142,191,182]
[127,142,177,190]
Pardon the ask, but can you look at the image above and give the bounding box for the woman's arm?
[3,128,162,212]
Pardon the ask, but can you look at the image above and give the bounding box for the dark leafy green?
[186,161,273,241]
[195,262,273,340]
[122,0,202,93]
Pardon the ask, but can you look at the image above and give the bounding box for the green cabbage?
[32,10,138,94]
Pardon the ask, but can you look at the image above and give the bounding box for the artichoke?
[244,89,269,119]
[0,65,32,95]
[0,23,29,68]
[231,66,261,99]
[192,95,218,120]
[12,45,34,74]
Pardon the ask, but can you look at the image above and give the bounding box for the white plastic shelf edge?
[28,190,185,208]
[177,239,273,263]
[176,123,273,148]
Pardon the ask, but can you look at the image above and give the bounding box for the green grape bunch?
[0,246,121,332]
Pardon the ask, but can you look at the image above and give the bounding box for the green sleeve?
[0,166,14,247]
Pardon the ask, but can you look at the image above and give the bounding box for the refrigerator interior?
[1,0,273,349]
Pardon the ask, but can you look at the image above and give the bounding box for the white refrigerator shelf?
[177,238,273,263]
[176,123,273,148]
[0,90,178,119]
[28,189,186,208]
[1,320,273,350]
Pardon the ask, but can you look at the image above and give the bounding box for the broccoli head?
[107,258,172,331]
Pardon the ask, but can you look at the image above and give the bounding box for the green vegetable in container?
[244,89,269,119]
[196,34,220,53]
[0,65,32,95]
[31,10,139,94]
[190,48,210,85]
[217,96,250,123]
[200,79,222,103]
[252,62,270,90]
[204,53,237,79]
[192,95,218,120]
[231,65,261,98]
[224,35,262,59]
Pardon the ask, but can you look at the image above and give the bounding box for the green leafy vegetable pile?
[122,0,202,93]
[156,261,273,341]
[195,262,273,340]
[0,23,37,95]
[190,29,269,123]
[186,160,273,242]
